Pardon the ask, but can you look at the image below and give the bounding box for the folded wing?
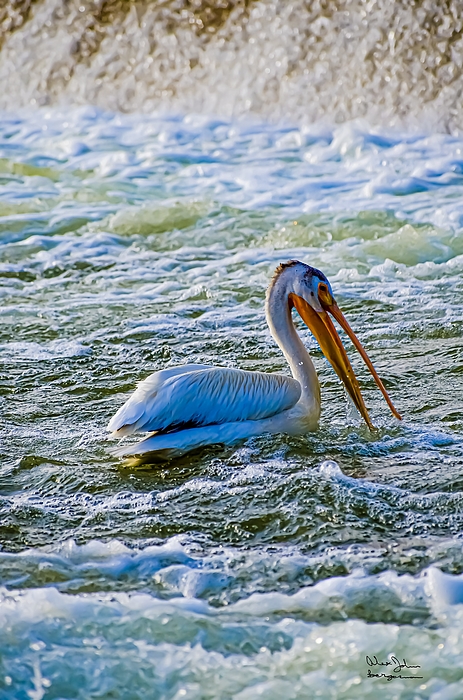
[108,365,301,437]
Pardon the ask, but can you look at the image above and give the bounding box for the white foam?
[2,532,461,617]
[0,339,91,360]
[0,567,462,698]
[2,0,463,134]
[426,567,463,607]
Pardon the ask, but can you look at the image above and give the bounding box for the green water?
[1,111,463,698]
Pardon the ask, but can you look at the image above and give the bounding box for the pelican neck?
[265,279,321,414]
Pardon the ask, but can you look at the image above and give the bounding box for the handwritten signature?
[365,655,423,681]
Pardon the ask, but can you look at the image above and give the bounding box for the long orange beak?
[289,292,401,430]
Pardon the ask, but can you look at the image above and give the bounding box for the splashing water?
[2,0,463,131]
[2,106,463,697]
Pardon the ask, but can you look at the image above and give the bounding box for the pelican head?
[270,260,401,429]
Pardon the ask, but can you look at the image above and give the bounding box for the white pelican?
[108,260,401,458]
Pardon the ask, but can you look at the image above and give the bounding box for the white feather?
[108,364,301,437]
[111,415,291,459]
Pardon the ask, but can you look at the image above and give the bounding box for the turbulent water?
[2,108,463,697]
[3,0,463,131]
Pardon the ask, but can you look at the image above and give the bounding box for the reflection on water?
[1,110,463,697]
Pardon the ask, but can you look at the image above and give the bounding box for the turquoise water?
[1,109,463,698]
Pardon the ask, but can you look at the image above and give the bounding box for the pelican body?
[108,261,400,457]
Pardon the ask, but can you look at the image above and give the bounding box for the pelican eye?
[318,282,333,305]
